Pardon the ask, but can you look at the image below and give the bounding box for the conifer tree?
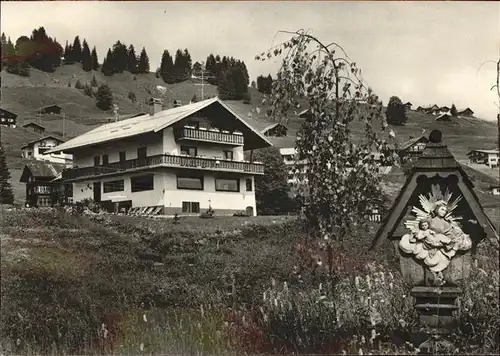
[91,46,99,70]
[101,49,113,76]
[71,36,82,63]
[160,49,175,84]
[81,39,92,71]
[64,43,73,64]
[173,49,184,82]
[217,69,235,100]
[0,146,14,205]
[127,44,137,74]
[137,47,150,73]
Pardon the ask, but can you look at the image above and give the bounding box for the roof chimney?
[173,99,182,108]
[148,98,163,116]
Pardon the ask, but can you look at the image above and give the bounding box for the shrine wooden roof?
[371,129,499,250]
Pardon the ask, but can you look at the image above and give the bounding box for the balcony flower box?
[233,131,243,135]
[222,130,230,134]
[209,128,220,132]
[199,127,207,131]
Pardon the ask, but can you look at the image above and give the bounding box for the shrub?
[83,83,93,97]
[90,75,98,87]
[128,91,136,102]
[74,79,84,90]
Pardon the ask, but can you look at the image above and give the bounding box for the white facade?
[53,98,270,216]
[21,137,73,166]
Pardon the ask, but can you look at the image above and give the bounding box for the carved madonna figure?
[399,184,473,279]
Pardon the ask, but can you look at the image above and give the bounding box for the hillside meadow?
[0,207,498,355]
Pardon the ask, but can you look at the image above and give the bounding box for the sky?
[1,1,500,121]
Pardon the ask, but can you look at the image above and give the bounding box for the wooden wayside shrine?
[371,129,499,353]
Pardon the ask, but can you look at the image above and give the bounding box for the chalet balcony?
[62,154,264,180]
[174,127,244,146]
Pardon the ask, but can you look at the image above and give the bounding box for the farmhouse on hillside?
[467,149,499,168]
[457,108,474,117]
[490,185,500,196]
[0,108,18,128]
[38,104,62,115]
[22,121,46,134]
[261,123,288,137]
[435,111,453,122]
[404,102,413,110]
[397,135,429,162]
[21,135,73,165]
[19,162,72,207]
[46,97,273,216]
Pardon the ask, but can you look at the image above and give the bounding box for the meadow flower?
[143,313,147,322]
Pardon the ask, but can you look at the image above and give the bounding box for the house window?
[215,177,240,192]
[177,174,204,190]
[94,156,100,166]
[131,174,154,192]
[245,178,253,192]
[102,154,109,165]
[137,147,147,160]
[64,183,73,198]
[180,145,197,157]
[224,150,233,160]
[182,201,200,213]
[119,151,126,162]
[103,180,124,193]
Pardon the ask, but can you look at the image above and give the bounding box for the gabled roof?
[458,108,474,114]
[46,97,273,154]
[39,104,61,110]
[22,121,46,129]
[0,108,18,118]
[398,135,429,151]
[19,162,66,182]
[435,111,453,121]
[371,130,498,250]
[21,135,65,150]
[467,149,499,155]
[261,122,288,134]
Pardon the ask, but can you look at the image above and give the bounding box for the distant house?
[397,135,429,161]
[458,108,474,117]
[0,108,18,128]
[435,112,453,122]
[39,105,62,115]
[261,123,288,137]
[490,185,500,196]
[21,135,73,165]
[467,149,499,168]
[279,147,308,188]
[440,106,450,112]
[404,102,413,110]
[19,162,72,207]
[22,121,46,134]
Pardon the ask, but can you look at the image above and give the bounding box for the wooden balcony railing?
[62,154,264,180]
[174,127,244,145]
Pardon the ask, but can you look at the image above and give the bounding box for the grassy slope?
[2,64,498,206]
